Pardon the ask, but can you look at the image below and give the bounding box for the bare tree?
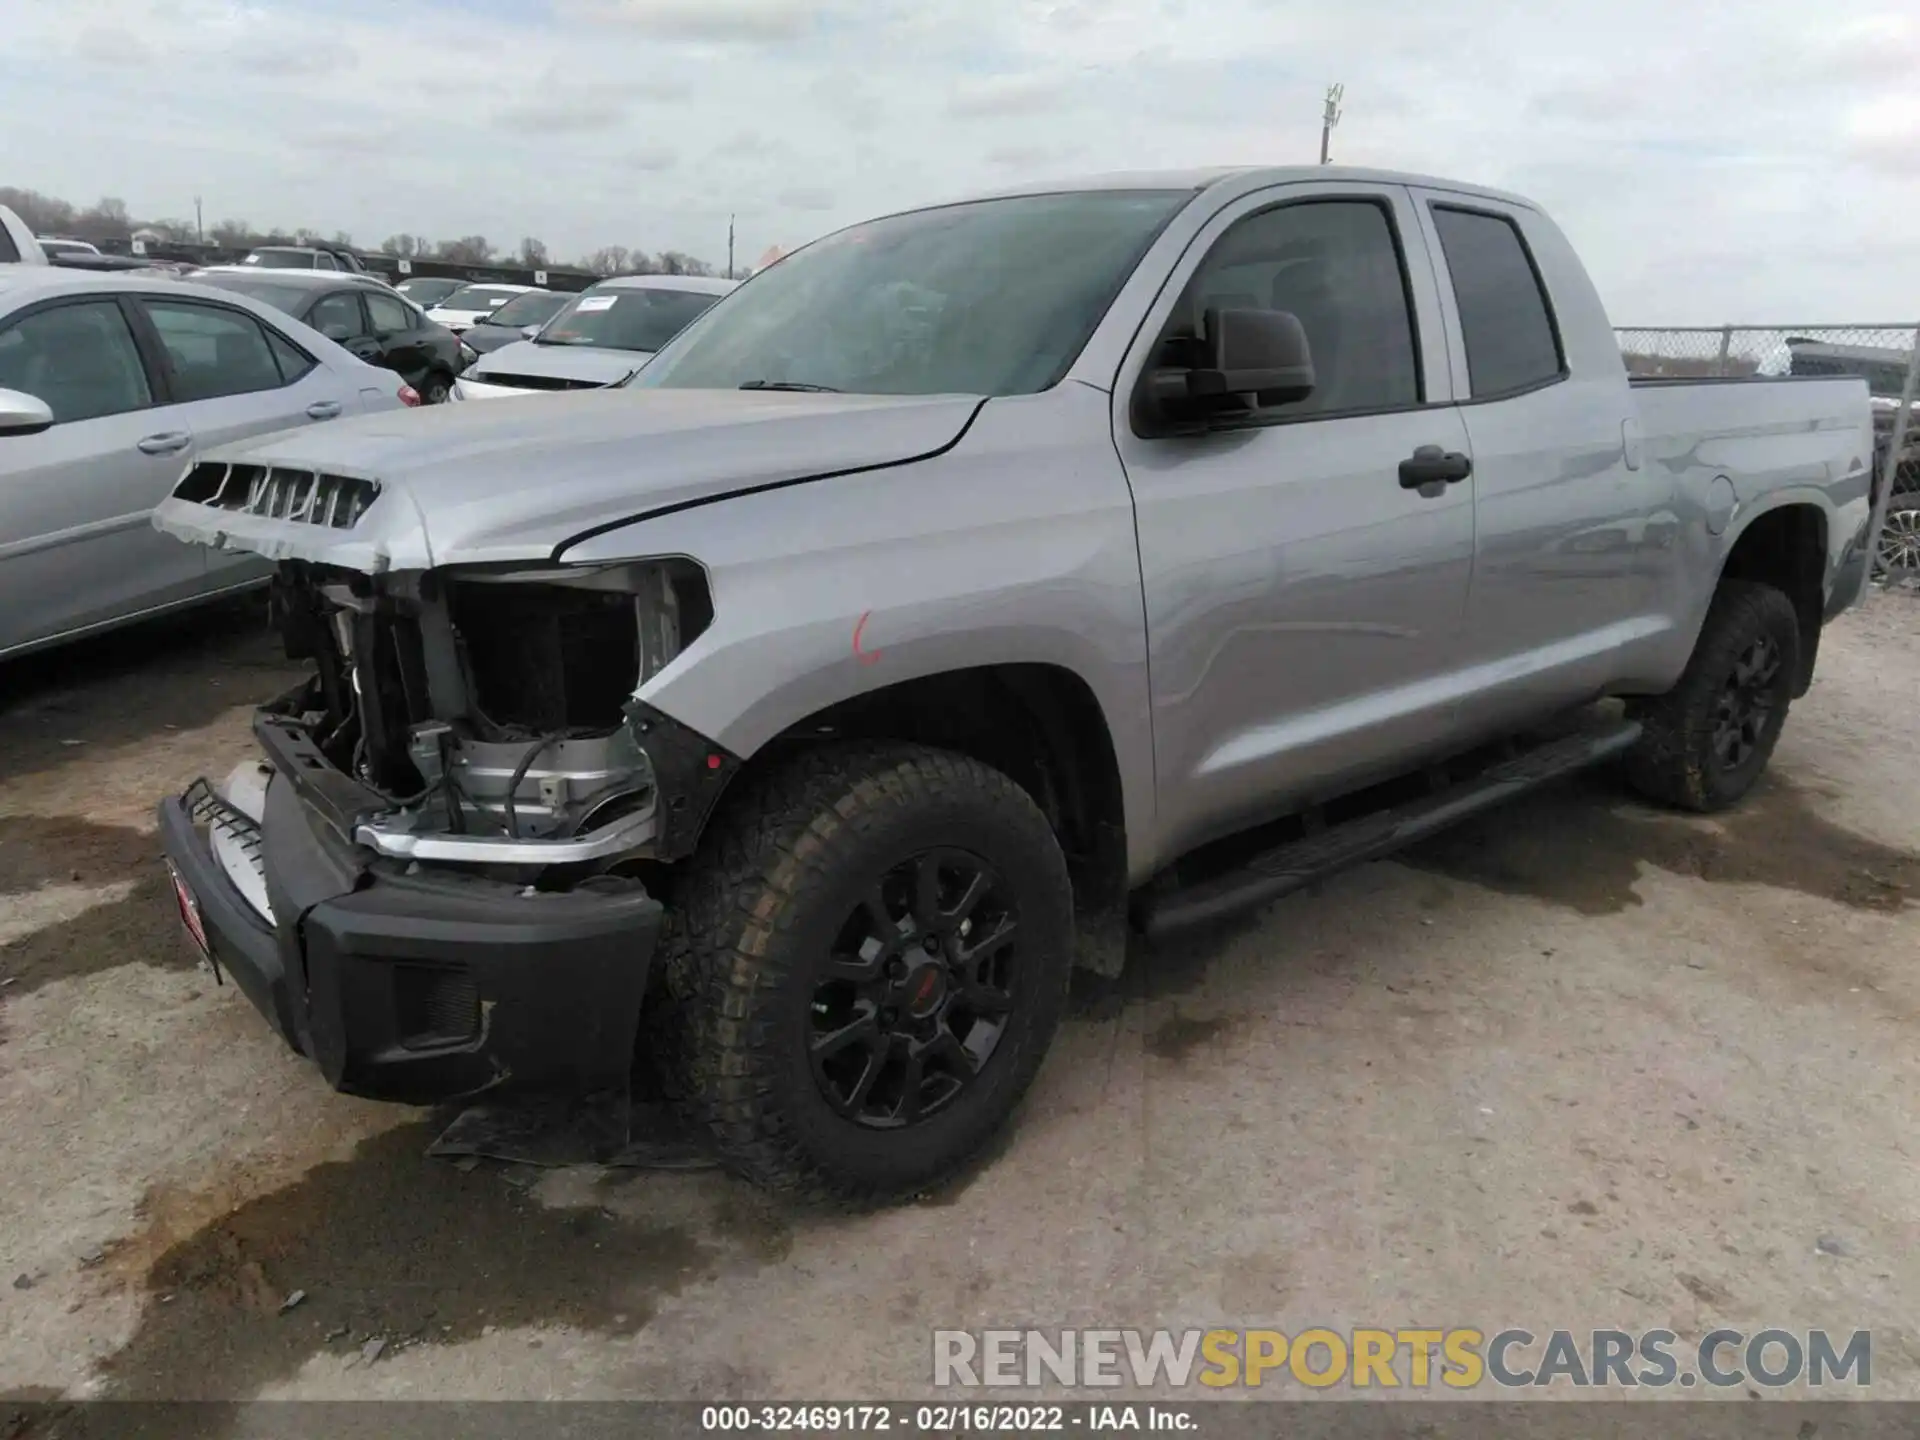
[583,245,631,276]
[210,218,255,248]
[518,236,549,268]
[0,188,76,236]
[380,234,418,257]
[330,230,354,248]
[655,250,712,277]
[73,197,132,241]
[435,235,494,264]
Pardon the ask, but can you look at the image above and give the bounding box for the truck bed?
[1632,373,1873,498]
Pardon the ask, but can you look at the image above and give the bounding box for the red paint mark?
[852,610,883,666]
[706,753,724,771]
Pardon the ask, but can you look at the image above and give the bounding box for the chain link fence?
[1613,325,1920,579]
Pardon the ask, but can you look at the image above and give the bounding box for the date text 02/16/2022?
[700,1405,1196,1432]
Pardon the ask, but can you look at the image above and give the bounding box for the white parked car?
[452,275,736,399]
[423,283,542,335]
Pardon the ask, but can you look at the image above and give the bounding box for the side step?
[1138,718,1643,938]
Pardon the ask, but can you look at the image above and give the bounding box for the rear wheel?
[1878,499,1920,578]
[1625,579,1800,812]
[420,371,452,405]
[665,742,1074,1201]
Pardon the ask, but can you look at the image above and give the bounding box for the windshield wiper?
[739,379,841,392]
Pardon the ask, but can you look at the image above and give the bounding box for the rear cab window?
[1429,205,1565,398]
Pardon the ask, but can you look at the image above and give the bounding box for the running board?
[1138,718,1643,938]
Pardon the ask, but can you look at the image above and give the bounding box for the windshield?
[436,285,524,312]
[635,189,1186,396]
[190,273,315,315]
[537,286,723,352]
[244,249,314,269]
[482,291,568,329]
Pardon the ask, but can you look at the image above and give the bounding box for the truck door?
[1112,182,1476,861]
[1408,190,1667,741]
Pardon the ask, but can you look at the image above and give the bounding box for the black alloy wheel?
[1709,633,1783,771]
[809,848,1018,1129]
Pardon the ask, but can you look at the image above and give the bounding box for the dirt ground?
[1,591,1916,1422]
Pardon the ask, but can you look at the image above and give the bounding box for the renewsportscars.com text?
[932,1328,1871,1390]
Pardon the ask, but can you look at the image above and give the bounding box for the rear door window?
[0,299,153,422]
[265,328,317,384]
[140,299,292,401]
[1430,206,1563,398]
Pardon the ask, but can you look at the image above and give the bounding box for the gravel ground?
[1,591,1915,1422]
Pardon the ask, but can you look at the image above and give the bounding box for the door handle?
[1398,445,1473,490]
[306,400,343,420]
[136,431,192,456]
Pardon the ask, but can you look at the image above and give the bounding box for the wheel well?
[1720,504,1826,695]
[755,665,1129,915]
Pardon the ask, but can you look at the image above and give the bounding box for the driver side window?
[1168,197,1421,419]
[0,300,153,423]
[365,292,415,336]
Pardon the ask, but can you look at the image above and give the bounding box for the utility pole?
[193,195,203,242]
[727,213,735,280]
[1319,83,1344,165]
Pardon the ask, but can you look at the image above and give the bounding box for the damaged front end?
[264,555,736,873]
[160,545,738,1104]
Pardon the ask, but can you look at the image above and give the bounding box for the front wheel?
[666,743,1075,1201]
[1624,579,1801,812]
[419,371,452,405]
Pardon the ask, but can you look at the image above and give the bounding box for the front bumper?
[158,758,663,1104]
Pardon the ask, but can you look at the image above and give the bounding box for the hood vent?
[173,463,380,529]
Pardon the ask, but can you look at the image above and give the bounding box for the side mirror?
[0,387,55,436]
[1140,307,1315,430]
[520,324,541,340]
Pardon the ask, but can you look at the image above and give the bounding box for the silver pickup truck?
[153,167,1877,1199]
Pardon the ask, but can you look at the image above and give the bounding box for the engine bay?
[265,557,714,869]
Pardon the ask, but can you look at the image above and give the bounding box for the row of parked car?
[0,209,739,658]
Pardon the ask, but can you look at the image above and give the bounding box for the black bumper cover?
[158,766,663,1105]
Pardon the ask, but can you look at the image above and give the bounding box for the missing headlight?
[447,560,711,735]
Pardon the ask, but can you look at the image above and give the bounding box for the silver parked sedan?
[0,267,418,660]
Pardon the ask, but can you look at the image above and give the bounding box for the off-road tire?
[1625,579,1801,812]
[663,742,1074,1202]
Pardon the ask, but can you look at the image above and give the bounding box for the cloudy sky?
[4,0,1916,322]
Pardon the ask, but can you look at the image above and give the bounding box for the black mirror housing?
[1201,306,1315,406]
[1137,307,1317,432]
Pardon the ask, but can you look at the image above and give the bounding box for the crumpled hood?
[465,339,648,386]
[151,388,982,572]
